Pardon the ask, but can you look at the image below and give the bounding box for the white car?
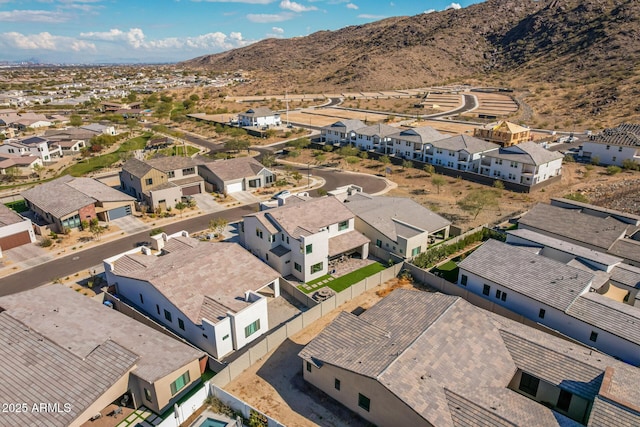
[271,190,291,200]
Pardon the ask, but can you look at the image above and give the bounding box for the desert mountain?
[182,0,640,126]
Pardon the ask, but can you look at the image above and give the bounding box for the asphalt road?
[0,204,256,297]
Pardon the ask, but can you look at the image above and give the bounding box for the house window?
[178,318,185,330]
[538,308,545,319]
[590,331,598,342]
[483,284,491,296]
[286,236,289,244]
[268,234,275,243]
[164,309,172,322]
[245,319,261,338]
[376,239,382,247]
[496,289,502,299]
[182,167,195,175]
[145,178,153,185]
[460,274,468,286]
[294,262,301,272]
[223,334,229,340]
[612,156,616,162]
[618,146,623,152]
[156,304,160,315]
[501,292,507,302]
[170,371,190,396]
[144,388,153,403]
[306,244,313,254]
[606,145,610,150]
[256,228,263,239]
[518,372,539,396]
[139,293,144,304]
[335,378,341,391]
[557,389,572,412]
[311,262,323,274]
[306,361,312,372]
[338,220,349,231]
[167,171,175,178]
[358,393,370,412]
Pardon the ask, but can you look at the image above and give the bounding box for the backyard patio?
[297,257,388,294]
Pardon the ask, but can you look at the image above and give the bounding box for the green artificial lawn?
[299,262,388,294]
[431,260,459,283]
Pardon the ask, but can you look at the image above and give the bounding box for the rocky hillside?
[182,0,640,127]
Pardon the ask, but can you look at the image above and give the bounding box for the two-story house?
[120,157,204,210]
[321,120,366,145]
[240,196,370,282]
[579,123,640,167]
[0,136,61,162]
[478,141,563,185]
[237,107,281,128]
[422,134,499,171]
[104,231,281,360]
[352,123,400,153]
[389,126,449,160]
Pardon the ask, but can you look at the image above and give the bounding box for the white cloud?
[423,9,435,14]
[247,12,294,23]
[0,31,96,51]
[279,0,317,12]
[346,3,358,10]
[445,2,461,10]
[0,9,69,22]
[357,14,385,19]
[192,0,274,3]
[271,26,285,34]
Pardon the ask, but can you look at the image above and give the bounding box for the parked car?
[271,190,291,200]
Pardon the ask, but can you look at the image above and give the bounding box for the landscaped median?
[298,261,387,294]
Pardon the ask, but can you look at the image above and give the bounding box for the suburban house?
[22,175,135,233]
[0,136,61,161]
[237,107,281,128]
[0,204,36,256]
[320,120,562,187]
[241,196,370,283]
[457,238,640,365]
[45,126,99,142]
[299,289,640,427]
[120,157,204,210]
[0,153,42,176]
[351,123,401,153]
[518,198,640,267]
[104,231,281,360]
[473,120,532,146]
[0,284,206,427]
[80,122,116,135]
[343,193,451,259]
[321,119,366,145]
[389,126,450,159]
[579,123,640,167]
[198,156,275,194]
[100,101,142,113]
[0,112,52,129]
[477,141,564,185]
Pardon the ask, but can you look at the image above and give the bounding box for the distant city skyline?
[0,0,483,64]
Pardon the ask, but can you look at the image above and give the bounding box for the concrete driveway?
[230,191,261,205]
[111,215,148,234]
[2,244,53,270]
[192,193,224,213]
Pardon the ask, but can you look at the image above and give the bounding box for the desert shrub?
[606,165,622,175]
[40,238,53,247]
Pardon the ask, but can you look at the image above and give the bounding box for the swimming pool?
[198,417,229,427]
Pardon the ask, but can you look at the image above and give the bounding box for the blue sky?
[0,0,483,64]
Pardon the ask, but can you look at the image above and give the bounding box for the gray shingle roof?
[147,156,199,172]
[354,123,400,138]
[588,397,640,427]
[0,203,24,226]
[324,119,366,133]
[506,228,623,268]
[301,289,640,426]
[518,203,631,251]
[122,157,154,178]
[328,230,369,257]
[458,239,593,311]
[0,313,138,427]
[609,239,640,265]
[432,134,499,154]
[390,126,447,144]
[0,284,203,385]
[589,123,640,147]
[200,156,267,182]
[610,263,640,289]
[565,292,640,347]
[112,240,281,324]
[66,177,135,203]
[240,106,278,118]
[484,141,563,165]
[345,194,451,241]
[246,196,354,239]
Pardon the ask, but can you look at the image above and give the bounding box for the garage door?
[226,182,243,193]
[182,184,202,196]
[0,230,32,251]
[108,205,132,220]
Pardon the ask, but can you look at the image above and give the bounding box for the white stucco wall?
[580,142,639,167]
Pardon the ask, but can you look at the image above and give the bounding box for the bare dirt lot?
[224,278,417,427]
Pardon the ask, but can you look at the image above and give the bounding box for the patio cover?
[328,230,370,258]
